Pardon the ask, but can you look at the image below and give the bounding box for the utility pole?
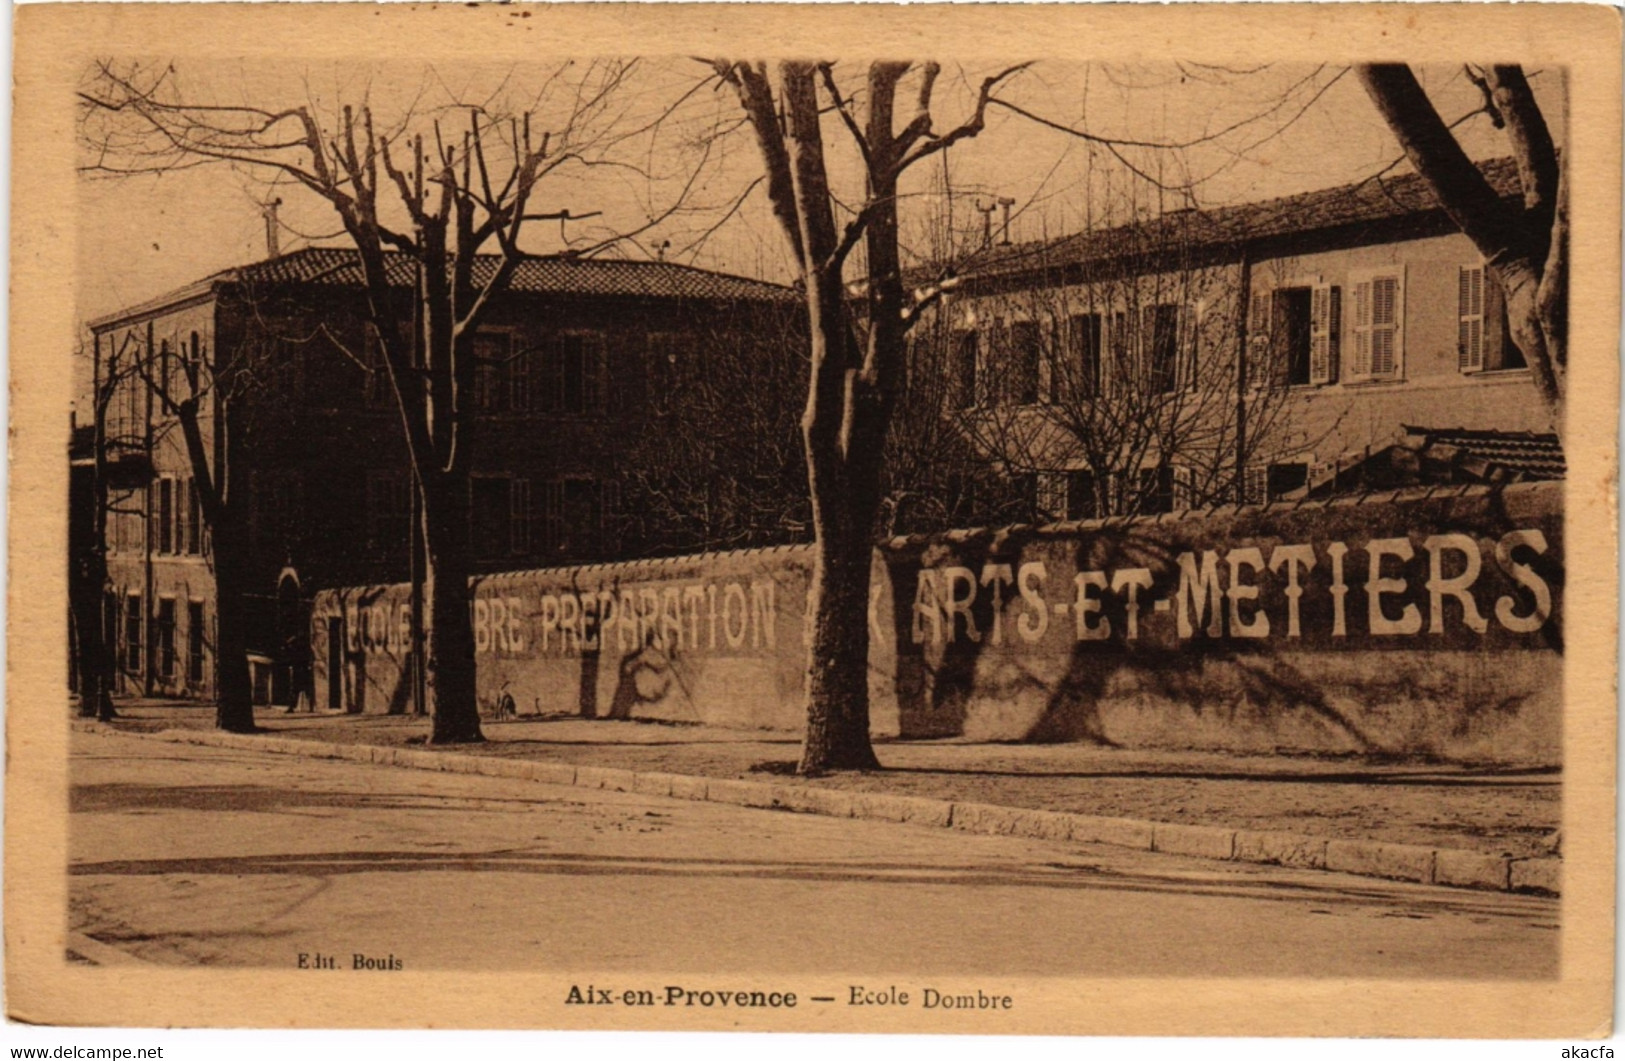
[1234,243,1252,505]
[974,200,997,250]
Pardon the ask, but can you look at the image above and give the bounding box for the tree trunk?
[212,522,256,733]
[70,552,116,721]
[422,474,484,744]
[800,515,882,774]
[1355,63,1565,437]
[797,269,881,775]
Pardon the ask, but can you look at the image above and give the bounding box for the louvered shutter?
[1458,265,1485,372]
[1350,279,1373,379]
[1370,275,1399,377]
[1248,289,1274,385]
[1309,284,1340,385]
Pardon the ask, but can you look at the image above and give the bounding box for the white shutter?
[1309,284,1340,385]
[1458,265,1485,372]
[1350,278,1372,379]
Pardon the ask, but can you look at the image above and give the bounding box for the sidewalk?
[85,699,1561,864]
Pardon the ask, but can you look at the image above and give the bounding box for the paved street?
[70,729,1558,978]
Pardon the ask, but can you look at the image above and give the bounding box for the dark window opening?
[1143,304,1179,394]
[155,598,176,682]
[1066,470,1099,521]
[1267,462,1309,499]
[124,594,142,675]
[1280,287,1314,385]
[1135,465,1176,515]
[1065,314,1102,399]
[1007,320,1041,404]
[187,601,206,686]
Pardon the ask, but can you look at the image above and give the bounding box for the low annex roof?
[90,246,796,329]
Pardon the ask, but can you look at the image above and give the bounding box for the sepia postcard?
[7,1,1620,1041]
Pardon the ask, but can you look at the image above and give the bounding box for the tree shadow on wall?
[890,535,1003,739]
[1016,488,1560,755]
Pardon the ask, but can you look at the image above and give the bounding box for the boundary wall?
[311,481,1561,764]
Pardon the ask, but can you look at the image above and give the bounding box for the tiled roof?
[1298,424,1565,499]
[947,157,1525,284]
[1402,425,1567,481]
[92,247,795,327]
[229,246,796,303]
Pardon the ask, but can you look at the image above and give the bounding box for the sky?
[75,58,1566,335]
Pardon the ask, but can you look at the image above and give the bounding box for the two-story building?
[922,156,1559,520]
[85,247,801,704]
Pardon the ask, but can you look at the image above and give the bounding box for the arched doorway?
[274,567,313,709]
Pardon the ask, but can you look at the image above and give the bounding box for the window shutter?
[1369,274,1400,377]
[1247,289,1273,385]
[1309,284,1339,385]
[1458,265,1485,372]
[1350,279,1373,379]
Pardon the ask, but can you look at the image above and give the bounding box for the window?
[538,478,617,560]
[510,478,531,555]
[124,593,143,675]
[1135,465,1176,515]
[1142,304,1180,394]
[1459,264,1523,372]
[1350,268,1404,380]
[155,597,176,682]
[187,600,206,687]
[1108,310,1135,383]
[952,330,979,409]
[366,472,410,548]
[1066,469,1099,521]
[1036,473,1068,522]
[1007,320,1041,405]
[541,480,567,557]
[544,333,608,416]
[1267,461,1309,500]
[1255,286,1337,387]
[1243,465,1269,505]
[472,331,512,413]
[154,478,173,554]
[1063,314,1102,399]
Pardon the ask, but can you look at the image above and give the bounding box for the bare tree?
[712,60,1028,773]
[617,302,812,556]
[948,218,1307,521]
[80,60,699,742]
[69,335,143,722]
[1357,64,1565,435]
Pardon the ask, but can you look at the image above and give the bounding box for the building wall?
[98,299,220,699]
[936,227,1553,515]
[1258,230,1553,464]
[315,481,1562,766]
[92,280,801,702]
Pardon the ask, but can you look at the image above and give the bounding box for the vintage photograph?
[9,1,1618,1040]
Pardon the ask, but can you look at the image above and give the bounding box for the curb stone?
[1510,857,1561,895]
[120,727,1559,896]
